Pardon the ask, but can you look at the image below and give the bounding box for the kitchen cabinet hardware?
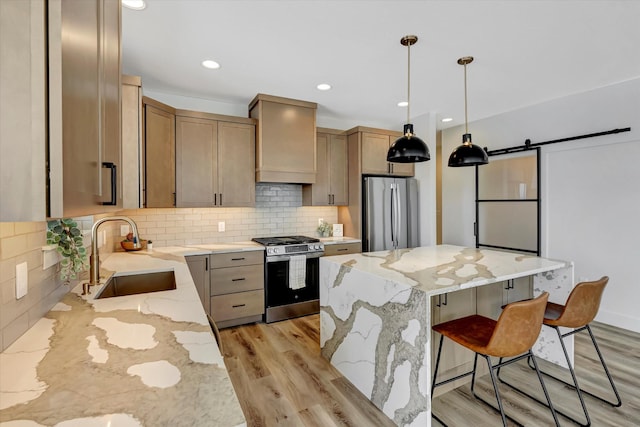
[231,257,245,261]
[337,248,348,252]
[232,304,246,308]
[101,162,117,206]
[231,278,246,282]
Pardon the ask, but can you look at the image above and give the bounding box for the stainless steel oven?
[252,236,324,323]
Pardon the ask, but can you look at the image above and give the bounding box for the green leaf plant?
[46,218,88,284]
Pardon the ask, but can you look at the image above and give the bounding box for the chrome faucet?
[83,216,140,295]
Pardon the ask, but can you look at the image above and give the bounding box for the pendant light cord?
[464,62,468,134]
[407,41,411,124]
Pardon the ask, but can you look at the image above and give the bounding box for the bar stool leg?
[585,324,622,407]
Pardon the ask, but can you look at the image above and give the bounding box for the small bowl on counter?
[120,240,148,251]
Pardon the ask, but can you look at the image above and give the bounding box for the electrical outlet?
[16,262,28,299]
[98,230,106,248]
[120,225,130,236]
[318,218,324,226]
[218,221,225,232]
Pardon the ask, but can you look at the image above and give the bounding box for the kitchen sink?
[96,270,176,299]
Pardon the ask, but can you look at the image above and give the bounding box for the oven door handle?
[265,252,324,262]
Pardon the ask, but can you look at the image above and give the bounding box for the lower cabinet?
[210,251,265,328]
[431,288,476,396]
[323,241,362,256]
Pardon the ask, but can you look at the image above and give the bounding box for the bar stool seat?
[431,292,559,426]
[499,276,622,427]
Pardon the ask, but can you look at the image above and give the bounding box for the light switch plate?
[218,221,225,232]
[16,262,28,299]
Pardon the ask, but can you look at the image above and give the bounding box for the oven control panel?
[265,243,324,256]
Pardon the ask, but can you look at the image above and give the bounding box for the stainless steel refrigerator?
[362,176,419,252]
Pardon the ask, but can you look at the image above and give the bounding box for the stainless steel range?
[252,236,324,323]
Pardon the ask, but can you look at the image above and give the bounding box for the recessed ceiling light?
[122,0,146,10]
[397,101,408,107]
[441,117,453,122]
[202,60,221,70]
[317,83,331,91]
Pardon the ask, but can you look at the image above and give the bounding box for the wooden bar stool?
[499,276,621,427]
[431,292,559,426]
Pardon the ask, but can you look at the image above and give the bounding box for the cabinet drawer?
[211,290,264,322]
[210,250,263,268]
[323,242,362,256]
[211,264,264,295]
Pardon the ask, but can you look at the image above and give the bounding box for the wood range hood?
[249,94,318,184]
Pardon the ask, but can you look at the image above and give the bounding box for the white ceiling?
[122,0,640,132]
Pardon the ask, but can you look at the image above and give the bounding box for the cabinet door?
[176,116,217,207]
[305,133,330,205]
[99,0,122,209]
[361,133,390,175]
[144,103,175,207]
[329,134,349,205]
[186,255,210,315]
[121,76,142,209]
[218,121,256,207]
[0,0,47,221]
[431,289,476,380]
[49,0,102,217]
[476,277,532,320]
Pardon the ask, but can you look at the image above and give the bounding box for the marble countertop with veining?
[320,244,570,296]
[0,247,248,427]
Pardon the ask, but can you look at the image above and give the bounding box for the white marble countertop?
[0,248,247,427]
[319,236,361,245]
[320,244,569,296]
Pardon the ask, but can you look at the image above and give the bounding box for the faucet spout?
[85,216,140,294]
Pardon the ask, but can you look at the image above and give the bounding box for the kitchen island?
[320,245,574,426]
[0,245,262,427]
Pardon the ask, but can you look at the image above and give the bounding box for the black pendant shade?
[388,124,430,163]
[448,133,488,167]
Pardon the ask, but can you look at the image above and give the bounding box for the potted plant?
[317,220,332,237]
[46,218,88,284]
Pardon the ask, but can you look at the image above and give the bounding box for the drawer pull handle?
[337,248,348,252]
[232,304,246,308]
[231,257,245,261]
[232,278,246,282]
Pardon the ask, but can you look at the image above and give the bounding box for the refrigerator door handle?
[390,184,395,248]
[394,182,401,248]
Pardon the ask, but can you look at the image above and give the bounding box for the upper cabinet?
[143,97,176,208]
[0,0,122,220]
[175,110,256,207]
[249,94,317,184]
[358,128,414,177]
[121,75,143,209]
[48,0,123,218]
[0,0,47,221]
[303,128,348,206]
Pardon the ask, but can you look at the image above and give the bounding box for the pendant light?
[448,56,489,167]
[387,35,430,163]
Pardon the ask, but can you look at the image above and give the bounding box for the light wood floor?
[220,317,639,426]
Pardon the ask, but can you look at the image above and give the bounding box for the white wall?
[442,77,640,332]
[414,112,437,247]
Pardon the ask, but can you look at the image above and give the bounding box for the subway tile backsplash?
[117,184,338,247]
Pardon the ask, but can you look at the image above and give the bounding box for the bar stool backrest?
[550,276,608,328]
[487,292,549,357]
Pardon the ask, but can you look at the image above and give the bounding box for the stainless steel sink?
[96,270,176,299]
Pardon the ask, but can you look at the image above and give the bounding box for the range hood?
[249,94,317,184]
